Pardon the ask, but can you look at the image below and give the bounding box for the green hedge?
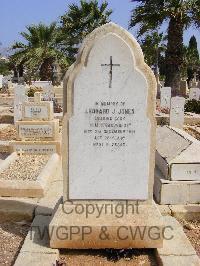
[185,99,200,114]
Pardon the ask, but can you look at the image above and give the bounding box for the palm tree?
[129,0,200,95]
[59,0,112,63]
[10,23,68,81]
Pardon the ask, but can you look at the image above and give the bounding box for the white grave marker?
[14,85,28,123]
[65,25,157,200]
[189,88,200,101]
[170,96,185,128]
[160,87,171,110]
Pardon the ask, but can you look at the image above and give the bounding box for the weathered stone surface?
[169,96,185,129]
[21,215,58,253]
[0,197,37,222]
[154,167,200,204]
[35,180,62,216]
[14,253,58,266]
[156,216,200,266]
[50,203,163,249]
[156,126,200,181]
[170,205,200,221]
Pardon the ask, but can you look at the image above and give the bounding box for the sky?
[0,0,199,53]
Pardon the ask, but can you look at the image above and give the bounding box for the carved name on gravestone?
[160,87,171,110]
[16,120,59,140]
[14,85,28,123]
[170,96,185,129]
[189,88,200,101]
[22,92,53,121]
[12,142,60,155]
[64,24,156,200]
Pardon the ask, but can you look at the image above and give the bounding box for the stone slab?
[14,253,58,266]
[156,126,191,163]
[49,202,163,249]
[10,141,61,155]
[154,167,200,204]
[156,126,200,181]
[16,120,59,140]
[0,197,37,222]
[156,216,200,266]
[21,215,58,254]
[170,205,200,221]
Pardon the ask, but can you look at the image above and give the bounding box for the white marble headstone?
[189,88,200,101]
[170,96,185,129]
[160,87,171,110]
[14,85,28,123]
[67,26,156,200]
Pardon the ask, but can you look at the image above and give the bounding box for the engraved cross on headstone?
[101,56,120,88]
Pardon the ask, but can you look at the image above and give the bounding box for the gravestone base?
[49,202,163,249]
[154,167,200,205]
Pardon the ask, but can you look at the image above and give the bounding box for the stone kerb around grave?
[0,152,60,198]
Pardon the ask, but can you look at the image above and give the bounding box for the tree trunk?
[40,58,53,81]
[165,16,184,96]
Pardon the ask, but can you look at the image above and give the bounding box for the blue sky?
[0,0,199,51]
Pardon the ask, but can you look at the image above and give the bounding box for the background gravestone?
[170,96,185,129]
[160,87,171,110]
[189,88,200,101]
[14,85,28,123]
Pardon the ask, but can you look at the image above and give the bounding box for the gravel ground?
[179,219,200,257]
[0,155,50,181]
[0,125,17,141]
[0,221,30,266]
[59,249,157,266]
[184,126,200,141]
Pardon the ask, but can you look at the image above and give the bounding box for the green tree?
[187,35,200,81]
[140,31,166,73]
[129,0,200,95]
[0,59,11,76]
[59,0,112,64]
[10,23,68,81]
